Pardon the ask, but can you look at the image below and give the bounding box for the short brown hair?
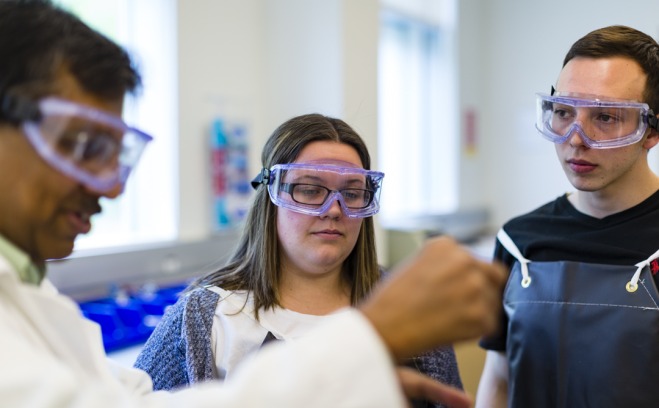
[563,25,659,112]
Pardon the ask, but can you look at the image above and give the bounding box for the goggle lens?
[22,97,152,191]
[282,183,375,209]
[535,93,652,149]
[258,163,384,218]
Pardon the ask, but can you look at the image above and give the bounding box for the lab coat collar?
[0,233,44,284]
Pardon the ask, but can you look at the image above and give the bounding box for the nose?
[567,126,586,147]
[565,123,590,148]
[103,182,124,198]
[83,180,124,199]
[320,193,343,219]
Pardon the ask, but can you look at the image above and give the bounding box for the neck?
[278,268,351,315]
[569,171,659,218]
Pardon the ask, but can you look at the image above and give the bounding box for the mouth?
[66,207,100,236]
[566,158,597,174]
[313,229,344,237]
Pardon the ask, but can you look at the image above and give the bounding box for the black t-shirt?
[481,190,659,351]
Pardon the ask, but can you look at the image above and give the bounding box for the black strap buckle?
[250,167,271,190]
[0,92,41,124]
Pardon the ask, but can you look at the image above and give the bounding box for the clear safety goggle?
[535,92,659,149]
[253,163,384,218]
[17,97,153,192]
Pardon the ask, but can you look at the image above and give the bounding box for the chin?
[568,179,601,192]
[44,242,76,261]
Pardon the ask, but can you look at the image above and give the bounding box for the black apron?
[498,228,659,408]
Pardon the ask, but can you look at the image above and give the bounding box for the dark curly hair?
[0,0,140,122]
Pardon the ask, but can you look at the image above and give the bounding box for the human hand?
[360,236,506,360]
[397,367,472,408]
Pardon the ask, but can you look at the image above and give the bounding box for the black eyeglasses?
[281,183,375,209]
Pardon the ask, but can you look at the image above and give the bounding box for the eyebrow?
[60,116,125,136]
[292,174,366,187]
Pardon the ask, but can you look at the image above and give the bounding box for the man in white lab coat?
[0,1,506,407]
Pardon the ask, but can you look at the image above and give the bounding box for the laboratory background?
[46,0,659,397]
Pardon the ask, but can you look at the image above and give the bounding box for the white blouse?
[207,287,350,380]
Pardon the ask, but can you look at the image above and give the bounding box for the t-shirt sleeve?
[479,239,511,351]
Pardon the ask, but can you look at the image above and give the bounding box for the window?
[378,5,458,225]
[54,0,177,251]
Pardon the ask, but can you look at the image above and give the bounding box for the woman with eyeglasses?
[134,113,463,407]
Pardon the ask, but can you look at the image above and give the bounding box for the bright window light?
[54,0,178,251]
[378,8,458,225]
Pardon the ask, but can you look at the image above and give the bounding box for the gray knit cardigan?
[134,288,463,407]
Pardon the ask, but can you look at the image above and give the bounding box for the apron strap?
[497,228,533,288]
[627,248,659,293]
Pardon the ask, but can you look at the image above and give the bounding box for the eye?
[56,129,121,163]
[595,112,619,124]
[83,132,121,162]
[346,189,372,201]
[296,184,324,197]
[553,107,573,120]
[342,189,361,200]
[56,131,81,155]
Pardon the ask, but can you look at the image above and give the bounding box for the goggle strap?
[250,167,271,190]
[647,112,659,130]
[0,93,41,124]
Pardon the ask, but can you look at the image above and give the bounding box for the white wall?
[176,0,385,257]
[456,0,487,211]
[177,0,265,241]
[176,0,659,247]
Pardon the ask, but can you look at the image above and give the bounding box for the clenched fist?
[360,236,506,361]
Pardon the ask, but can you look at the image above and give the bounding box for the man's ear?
[643,131,659,150]
[643,115,659,150]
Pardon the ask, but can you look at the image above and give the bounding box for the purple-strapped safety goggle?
[536,92,659,149]
[253,162,384,218]
[13,96,152,192]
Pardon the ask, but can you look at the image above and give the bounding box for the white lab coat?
[0,255,406,407]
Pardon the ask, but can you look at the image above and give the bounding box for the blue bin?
[79,283,185,352]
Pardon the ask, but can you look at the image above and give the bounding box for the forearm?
[475,350,508,408]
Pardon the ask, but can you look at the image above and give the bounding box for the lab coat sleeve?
[154,308,407,407]
[1,299,405,408]
[216,308,406,407]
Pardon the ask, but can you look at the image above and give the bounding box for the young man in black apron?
[476,25,659,408]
